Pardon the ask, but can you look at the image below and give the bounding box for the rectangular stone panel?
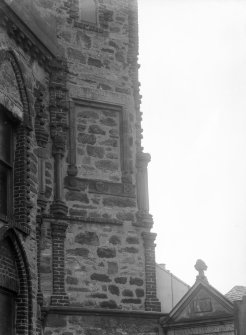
[74,102,122,182]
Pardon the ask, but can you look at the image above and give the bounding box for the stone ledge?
[41,306,166,319]
[42,214,123,226]
[160,316,235,329]
[64,176,136,198]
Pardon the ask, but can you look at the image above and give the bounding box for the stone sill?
[42,306,166,319]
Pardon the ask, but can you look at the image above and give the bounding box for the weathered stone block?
[78,133,96,145]
[90,273,111,282]
[97,247,116,258]
[46,315,67,328]
[107,262,118,275]
[115,277,127,284]
[90,293,108,299]
[122,247,138,254]
[65,191,89,203]
[66,276,78,285]
[87,145,104,158]
[116,212,134,221]
[100,117,117,126]
[69,209,87,217]
[78,110,99,119]
[77,124,86,132]
[75,232,99,246]
[130,277,144,286]
[126,237,139,244]
[95,160,119,172]
[108,285,119,296]
[67,47,86,64]
[99,300,118,309]
[122,289,133,297]
[121,298,141,304]
[103,197,135,208]
[109,235,121,245]
[136,288,145,297]
[67,248,89,257]
[100,138,118,147]
[88,57,103,67]
[88,125,106,135]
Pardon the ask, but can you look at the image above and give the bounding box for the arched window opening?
[0,108,15,222]
[79,0,97,24]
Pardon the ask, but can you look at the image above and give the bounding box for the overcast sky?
[138,0,246,293]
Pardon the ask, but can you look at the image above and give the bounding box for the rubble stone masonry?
[0,0,162,334]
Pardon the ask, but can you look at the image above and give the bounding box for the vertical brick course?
[142,232,161,312]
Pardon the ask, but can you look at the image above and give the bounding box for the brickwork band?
[50,221,69,306]
[142,232,161,312]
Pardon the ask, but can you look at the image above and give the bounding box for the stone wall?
[166,323,235,335]
[0,0,162,334]
[43,309,161,335]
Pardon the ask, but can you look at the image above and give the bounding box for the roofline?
[156,263,190,288]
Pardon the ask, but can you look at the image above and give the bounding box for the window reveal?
[0,110,13,220]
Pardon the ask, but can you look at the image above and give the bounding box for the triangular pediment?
[167,280,234,324]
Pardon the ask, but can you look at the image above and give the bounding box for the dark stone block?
[100,117,117,126]
[78,133,96,145]
[97,83,112,91]
[100,138,118,147]
[121,298,141,304]
[77,124,86,132]
[69,209,87,217]
[91,273,111,282]
[107,262,118,275]
[97,247,116,258]
[122,289,133,297]
[46,315,66,328]
[67,47,86,64]
[108,41,119,49]
[103,196,135,208]
[109,129,119,137]
[75,232,99,246]
[136,288,145,297]
[87,145,105,158]
[88,57,103,68]
[67,248,89,257]
[88,125,106,135]
[90,293,108,299]
[122,247,139,254]
[108,285,119,296]
[78,110,99,119]
[126,237,139,244]
[115,51,125,63]
[130,277,144,286]
[95,160,119,172]
[99,300,118,309]
[115,277,127,284]
[116,212,134,221]
[65,191,89,203]
[109,235,121,245]
[66,276,78,285]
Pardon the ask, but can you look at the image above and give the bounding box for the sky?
[138,0,246,294]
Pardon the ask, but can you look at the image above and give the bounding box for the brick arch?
[0,49,33,234]
[0,49,31,126]
[0,226,33,335]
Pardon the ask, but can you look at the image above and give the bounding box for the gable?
[174,285,233,322]
[165,281,234,326]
